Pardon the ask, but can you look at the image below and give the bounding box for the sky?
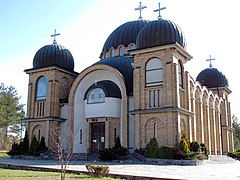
[0,0,239,119]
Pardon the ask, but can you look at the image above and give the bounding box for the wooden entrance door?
[91,122,105,153]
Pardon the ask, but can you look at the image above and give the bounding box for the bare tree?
[51,124,80,180]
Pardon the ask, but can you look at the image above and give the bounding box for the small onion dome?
[95,56,133,95]
[136,19,186,49]
[196,68,229,88]
[33,44,74,71]
[101,20,149,54]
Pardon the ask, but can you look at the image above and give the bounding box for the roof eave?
[129,42,193,60]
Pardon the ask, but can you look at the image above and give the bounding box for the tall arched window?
[87,88,105,104]
[146,58,163,87]
[110,48,114,57]
[36,76,47,100]
[178,61,183,88]
[119,46,124,56]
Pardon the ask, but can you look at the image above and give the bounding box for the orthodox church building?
[24,3,234,157]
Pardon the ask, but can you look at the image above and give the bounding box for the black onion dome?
[102,20,149,53]
[136,19,186,49]
[33,44,74,71]
[95,56,133,95]
[196,68,229,88]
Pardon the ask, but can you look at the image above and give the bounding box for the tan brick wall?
[27,120,61,149]
[25,66,77,148]
[26,67,76,118]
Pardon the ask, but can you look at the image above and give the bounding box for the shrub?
[185,151,198,160]
[227,150,240,159]
[98,136,127,161]
[112,137,127,157]
[190,141,200,152]
[159,146,175,159]
[176,137,190,159]
[29,136,39,156]
[98,148,117,161]
[200,143,208,155]
[20,131,29,155]
[85,164,109,177]
[145,137,159,158]
[37,136,47,153]
[178,137,190,154]
[7,142,21,156]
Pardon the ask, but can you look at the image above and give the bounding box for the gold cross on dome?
[154,2,166,19]
[51,29,60,44]
[206,55,215,68]
[135,2,147,20]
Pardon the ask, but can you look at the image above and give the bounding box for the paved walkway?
[0,156,240,179]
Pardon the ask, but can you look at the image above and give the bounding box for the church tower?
[24,32,78,148]
[131,6,193,149]
[196,62,234,154]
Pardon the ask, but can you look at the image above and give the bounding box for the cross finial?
[154,2,166,19]
[135,2,147,20]
[206,55,215,68]
[51,29,60,44]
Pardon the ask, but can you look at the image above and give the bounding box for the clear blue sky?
[0,0,239,119]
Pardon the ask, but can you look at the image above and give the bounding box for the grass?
[0,151,9,157]
[0,151,120,179]
[0,168,118,179]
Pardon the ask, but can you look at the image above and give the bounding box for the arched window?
[178,61,183,88]
[87,88,105,104]
[146,58,163,87]
[119,46,124,56]
[104,51,108,59]
[110,48,114,57]
[36,76,47,100]
[129,44,135,50]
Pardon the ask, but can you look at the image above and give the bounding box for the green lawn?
[0,168,118,180]
[0,152,120,179]
[0,151,9,157]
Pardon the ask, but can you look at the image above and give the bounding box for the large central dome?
[101,20,149,54]
[136,19,186,49]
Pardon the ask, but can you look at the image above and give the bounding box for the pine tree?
[145,137,159,158]
[29,136,39,156]
[20,131,29,155]
[0,83,25,149]
[37,136,47,153]
[233,115,240,149]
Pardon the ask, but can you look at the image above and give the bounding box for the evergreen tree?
[112,136,127,157]
[37,136,47,153]
[29,136,39,155]
[233,115,240,149]
[0,83,25,149]
[7,142,21,156]
[20,131,29,155]
[145,137,159,158]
